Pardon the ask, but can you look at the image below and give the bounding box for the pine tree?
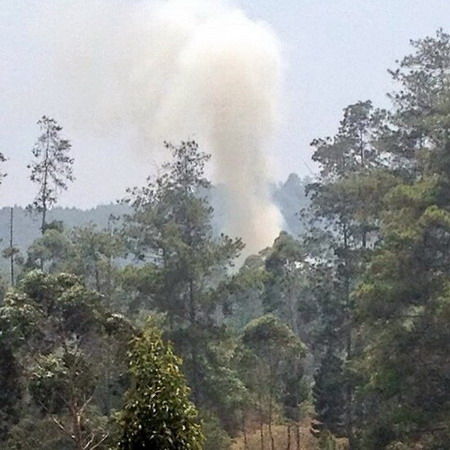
[27,116,74,233]
[306,100,387,448]
[123,140,243,415]
[353,30,450,449]
[311,348,345,439]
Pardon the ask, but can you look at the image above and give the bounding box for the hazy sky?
[1,0,449,208]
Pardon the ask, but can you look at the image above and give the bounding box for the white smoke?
[20,0,283,254]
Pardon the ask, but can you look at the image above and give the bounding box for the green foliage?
[386,29,450,173]
[27,116,74,232]
[311,348,345,439]
[351,30,450,449]
[221,253,267,329]
[122,140,245,436]
[6,417,74,450]
[3,28,450,450]
[353,180,450,448]
[0,271,131,449]
[67,223,125,296]
[123,141,243,320]
[240,314,306,440]
[200,412,232,450]
[305,98,386,449]
[0,342,21,444]
[263,232,306,333]
[242,314,305,355]
[25,225,73,272]
[317,430,341,450]
[118,325,204,450]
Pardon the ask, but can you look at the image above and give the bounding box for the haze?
[1,0,449,209]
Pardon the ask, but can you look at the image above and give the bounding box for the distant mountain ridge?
[0,203,130,252]
[0,174,310,275]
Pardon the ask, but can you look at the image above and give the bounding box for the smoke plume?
[27,0,283,254]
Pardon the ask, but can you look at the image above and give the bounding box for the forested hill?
[0,203,130,252]
[0,173,309,264]
[3,28,450,450]
[272,173,310,235]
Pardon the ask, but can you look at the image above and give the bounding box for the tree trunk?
[41,203,47,234]
[9,207,14,286]
[260,421,264,450]
[258,391,265,450]
[94,257,101,292]
[343,223,355,449]
[189,279,200,405]
[295,423,300,450]
[71,408,84,450]
[242,413,248,450]
[286,423,291,450]
[268,411,275,450]
[40,124,50,235]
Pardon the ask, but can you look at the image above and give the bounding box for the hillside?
[0,174,310,276]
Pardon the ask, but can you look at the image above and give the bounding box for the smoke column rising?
[25,0,284,254]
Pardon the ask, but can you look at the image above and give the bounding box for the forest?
[1,29,450,450]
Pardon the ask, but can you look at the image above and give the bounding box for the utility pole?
[9,207,16,286]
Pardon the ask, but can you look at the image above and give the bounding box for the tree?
[27,116,74,233]
[24,220,73,272]
[0,271,131,450]
[240,314,306,450]
[305,99,395,448]
[263,232,311,338]
[351,30,450,449]
[311,100,384,179]
[117,324,204,450]
[2,208,20,286]
[222,253,267,330]
[0,157,16,285]
[354,180,450,449]
[311,348,346,439]
[383,29,450,174]
[123,140,244,423]
[67,223,125,298]
[0,341,21,445]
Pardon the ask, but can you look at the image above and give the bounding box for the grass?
[230,419,349,450]
[231,420,316,450]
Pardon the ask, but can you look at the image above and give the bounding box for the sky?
[1,0,450,209]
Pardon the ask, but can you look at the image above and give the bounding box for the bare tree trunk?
[41,203,47,234]
[268,367,275,450]
[40,125,50,235]
[343,223,355,450]
[286,423,291,450]
[40,183,47,271]
[104,222,113,415]
[258,391,265,450]
[260,421,264,450]
[268,411,275,450]
[94,257,101,292]
[189,279,200,405]
[71,407,84,450]
[9,207,15,286]
[242,413,248,450]
[295,423,300,450]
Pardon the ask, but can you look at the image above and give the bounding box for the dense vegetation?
[1,30,450,449]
